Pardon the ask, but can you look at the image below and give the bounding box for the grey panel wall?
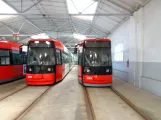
[110,0,161,96]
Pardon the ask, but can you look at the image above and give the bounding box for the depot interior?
[0,0,161,120]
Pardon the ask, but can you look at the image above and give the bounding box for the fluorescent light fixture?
[0,0,17,20]
[31,33,49,39]
[73,33,86,40]
[66,0,98,20]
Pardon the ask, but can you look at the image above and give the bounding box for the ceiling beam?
[0,21,29,35]
[136,0,152,10]
[21,0,23,12]
[32,0,57,29]
[18,20,26,33]
[80,1,96,13]
[2,0,44,33]
[106,0,134,13]
[0,34,35,37]
[108,0,151,36]
[109,17,130,35]
[70,0,79,13]
[87,0,101,35]
[53,21,69,32]
[0,13,131,16]
[2,23,14,33]
[23,0,44,13]
[26,20,43,32]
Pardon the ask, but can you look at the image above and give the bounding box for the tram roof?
[28,38,67,52]
[81,38,111,43]
[0,40,21,50]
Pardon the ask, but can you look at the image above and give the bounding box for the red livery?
[75,38,112,87]
[0,40,27,83]
[26,38,72,85]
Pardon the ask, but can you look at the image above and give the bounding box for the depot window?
[114,44,123,61]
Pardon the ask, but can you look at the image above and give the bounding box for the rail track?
[83,87,96,120]
[15,86,51,120]
[111,88,150,120]
[0,85,28,101]
[15,66,75,120]
[83,86,149,120]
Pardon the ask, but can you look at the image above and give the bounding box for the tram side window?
[66,53,69,63]
[0,50,10,65]
[62,52,69,64]
[78,48,83,65]
[21,55,27,64]
[62,52,65,64]
[78,53,82,65]
[56,49,61,64]
[12,50,22,64]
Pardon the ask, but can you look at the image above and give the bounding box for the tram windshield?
[27,41,55,65]
[84,47,111,67]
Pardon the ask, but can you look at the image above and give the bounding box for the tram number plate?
[28,76,32,78]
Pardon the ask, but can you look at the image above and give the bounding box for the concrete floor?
[0,86,48,120]
[0,79,26,100]
[0,67,155,120]
[20,67,145,120]
[112,77,161,120]
[88,87,144,120]
[21,67,88,120]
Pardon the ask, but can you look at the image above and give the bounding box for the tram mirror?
[74,47,77,54]
[74,43,82,54]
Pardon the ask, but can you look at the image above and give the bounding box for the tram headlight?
[84,67,90,73]
[47,67,54,72]
[27,67,32,73]
[87,69,90,73]
[106,69,110,73]
[48,68,51,71]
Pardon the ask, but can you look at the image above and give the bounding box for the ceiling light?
[73,33,86,40]
[31,33,49,39]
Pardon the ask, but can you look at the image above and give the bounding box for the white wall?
[111,20,130,83]
[110,0,161,96]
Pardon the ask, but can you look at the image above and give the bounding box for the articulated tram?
[26,38,72,85]
[75,38,112,87]
[0,40,27,83]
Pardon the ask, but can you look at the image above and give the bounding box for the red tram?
[26,38,72,85]
[75,38,112,87]
[0,40,27,83]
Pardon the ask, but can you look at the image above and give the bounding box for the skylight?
[0,0,17,20]
[66,0,98,20]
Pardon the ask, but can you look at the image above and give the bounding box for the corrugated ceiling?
[0,0,150,52]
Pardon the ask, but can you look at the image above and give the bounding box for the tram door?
[56,49,62,81]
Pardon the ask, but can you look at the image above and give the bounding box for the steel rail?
[83,87,96,120]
